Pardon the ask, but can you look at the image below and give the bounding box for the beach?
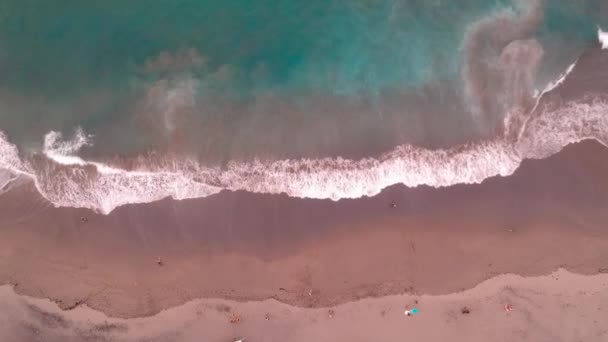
[1,139,608,325]
[1,270,607,342]
[1,2,608,340]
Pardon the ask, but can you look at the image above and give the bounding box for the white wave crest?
[521,59,579,140]
[0,96,607,214]
[0,131,25,172]
[219,100,607,200]
[599,27,608,50]
[533,60,578,103]
[43,128,91,167]
[38,129,221,213]
[1,50,608,214]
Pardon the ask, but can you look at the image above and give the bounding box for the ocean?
[0,0,607,213]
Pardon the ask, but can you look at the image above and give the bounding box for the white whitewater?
[0,99,606,214]
[0,55,607,214]
[599,27,608,50]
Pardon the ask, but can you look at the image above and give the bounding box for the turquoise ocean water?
[1,0,608,213]
[0,0,605,161]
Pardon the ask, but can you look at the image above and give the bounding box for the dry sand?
[1,269,607,341]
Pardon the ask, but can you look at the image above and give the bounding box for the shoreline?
[1,7,608,342]
[1,46,606,216]
[1,139,608,319]
[2,269,607,341]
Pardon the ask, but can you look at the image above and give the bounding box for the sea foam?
[599,27,608,50]
[0,96,607,214]
[1,43,607,214]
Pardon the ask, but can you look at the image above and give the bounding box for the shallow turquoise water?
[0,0,508,94]
[0,0,606,160]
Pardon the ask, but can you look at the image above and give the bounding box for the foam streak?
[1,97,607,214]
[599,27,608,50]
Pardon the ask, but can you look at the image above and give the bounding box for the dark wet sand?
[1,139,608,318]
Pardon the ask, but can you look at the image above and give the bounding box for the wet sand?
[1,269,607,341]
[1,139,608,320]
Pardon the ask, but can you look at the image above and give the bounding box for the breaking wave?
[1,16,607,214]
[599,27,608,50]
[1,94,607,214]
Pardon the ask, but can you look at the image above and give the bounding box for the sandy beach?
[1,269,607,341]
[1,139,608,323]
[1,10,608,341]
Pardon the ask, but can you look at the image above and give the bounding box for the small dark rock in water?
[156,257,163,266]
[461,307,471,314]
[80,216,88,222]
